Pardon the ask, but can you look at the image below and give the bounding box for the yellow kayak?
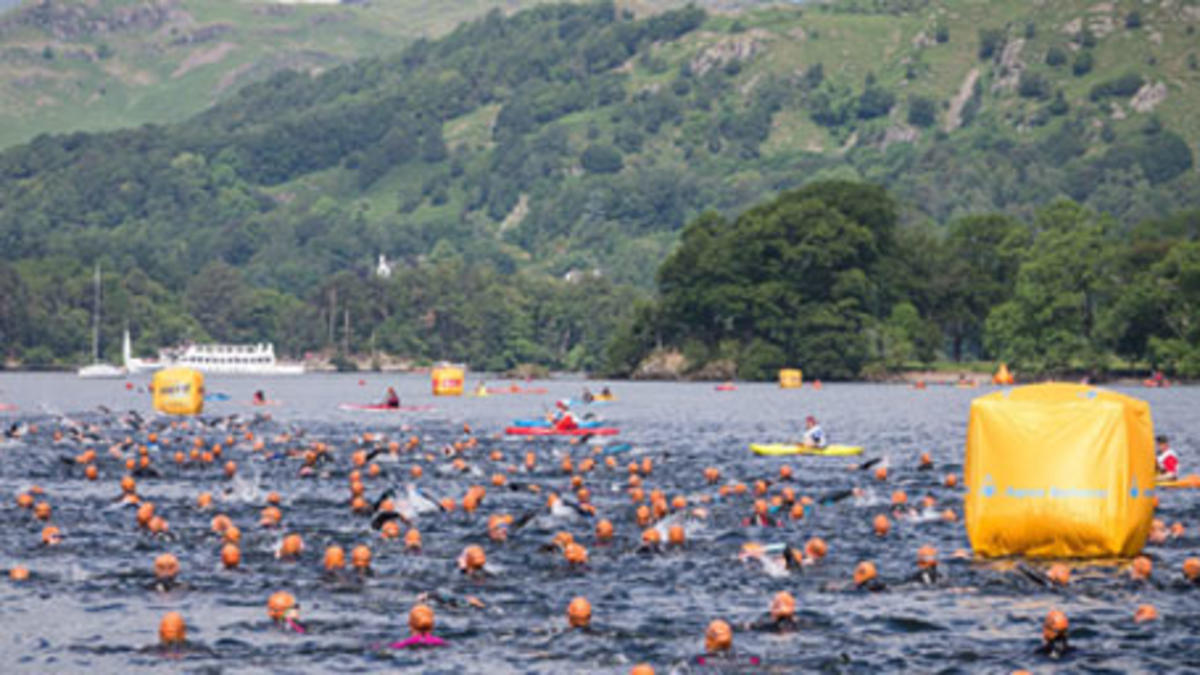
[750,443,864,457]
[1157,474,1200,489]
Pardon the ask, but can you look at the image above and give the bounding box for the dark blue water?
[1,374,1197,672]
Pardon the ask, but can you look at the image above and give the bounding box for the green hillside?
[0,0,1198,374]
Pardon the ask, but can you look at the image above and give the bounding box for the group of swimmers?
[3,402,1195,671]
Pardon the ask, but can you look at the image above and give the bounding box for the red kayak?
[715,384,737,392]
[486,386,549,395]
[505,426,619,436]
[338,403,436,412]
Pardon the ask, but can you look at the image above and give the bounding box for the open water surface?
[0,374,1197,673]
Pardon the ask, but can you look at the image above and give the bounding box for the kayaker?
[384,387,400,409]
[601,386,613,399]
[581,387,594,404]
[1156,435,1179,480]
[552,400,579,431]
[802,416,826,449]
[252,390,266,405]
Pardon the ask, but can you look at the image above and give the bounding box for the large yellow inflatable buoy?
[152,368,204,416]
[965,383,1155,558]
[431,363,465,396]
[779,369,803,389]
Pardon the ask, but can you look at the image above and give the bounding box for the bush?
[1047,90,1069,116]
[935,23,949,43]
[580,144,623,174]
[1072,51,1093,77]
[907,95,937,127]
[1089,72,1144,101]
[1045,46,1067,67]
[1017,71,1051,99]
[857,85,896,119]
[1125,11,1141,29]
[978,28,1004,60]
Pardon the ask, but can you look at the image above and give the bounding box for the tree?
[907,95,936,127]
[1072,50,1093,76]
[978,28,1004,60]
[983,201,1114,374]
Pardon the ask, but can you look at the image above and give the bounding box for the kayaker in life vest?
[552,400,579,431]
[802,416,826,449]
[384,387,400,409]
[1156,435,1179,480]
[252,390,266,405]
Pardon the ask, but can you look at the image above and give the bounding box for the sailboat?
[77,263,126,379]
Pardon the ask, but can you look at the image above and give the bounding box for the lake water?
[0,374,1197,672]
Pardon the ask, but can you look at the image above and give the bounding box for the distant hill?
[0,0,1198,369]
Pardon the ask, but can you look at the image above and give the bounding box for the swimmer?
[1037,610,1070,659]
[912,546,940,585]
[267,591,305,633]
[852,561,886,592]
[743,591,798,632]
[742,499,780,527]
[389,604,447,649]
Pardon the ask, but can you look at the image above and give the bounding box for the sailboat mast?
[91,263,101,362]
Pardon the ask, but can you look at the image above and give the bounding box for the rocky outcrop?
[633,349,689,380]
[2,0,181,40]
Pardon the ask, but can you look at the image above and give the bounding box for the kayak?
[338,403,436,412]
[715,384,737,392]
[505,426,619,437]
[592,394,617,402]
[749,443,864,457]
[205,393,231,402]
[510,418,603,429]
[0,403,16,412]
[1157,475,1200,489]
[485,386,549,395]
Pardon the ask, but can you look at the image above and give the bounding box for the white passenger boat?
[154,342,304,375]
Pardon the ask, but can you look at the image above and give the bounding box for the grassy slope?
[0,0,567,148]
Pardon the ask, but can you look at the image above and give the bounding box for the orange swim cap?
[919,452,932,467]
[136,502,155,527]
[324,546,346,571]
[641,457,653,474]
[266,492,281,506]
[564,542,588,565]
[1183,557,1200,581]
[405,528,422,550]
[196,493,213,510]
[891,490,907,506]
[636,504,651,526]
[260,506,282,527]
[667,524,685,546]
[853,561,877,587]
[1043,610,1068,641]
[874,466,888,481]
[916,545,937,569]
[790,503,805,520]
[410,604,435,635]
[944,473,959,488]
[352,544,372,570]
[770,591,796,621]
[1046,563,1070,586]
[223,525,241,545]
[211,514,232,533]
[154,553,180,580]
[1134,604,1158,623]
[704,467,720,484]
[567,596,592,628]
[9,566,29,581]
[630,487,645,504]
[159,611,186,645]
[34,501,51,521]
[491,473,506,487]
[805,537,828,560]
[1131,555,1153,580]
[279,533,303,559]
[16,493,33,509]
[221,543,241,569]
[85,465,98,481]
[873,514,891,537]
[41,525,62,546]
[630,665,655,675]
[224,460,237,478]
[642,528,661,546]
[267,591,297,621]
[779,465,793,481]
[381,520,401,540]
[148,516,169,535]
[460,545,486,572]
[941,508,957,522]
[596,519,614,542]
[704,619,732,652]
